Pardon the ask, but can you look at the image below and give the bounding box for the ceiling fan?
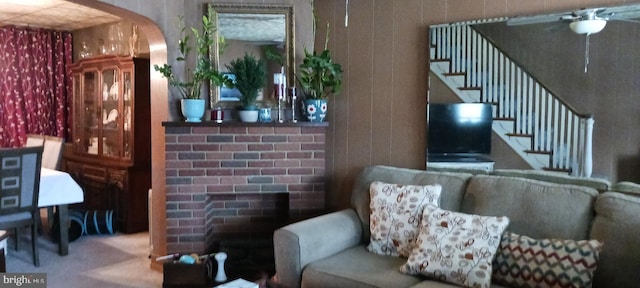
[506,4,640,34]
[506,4,640,72]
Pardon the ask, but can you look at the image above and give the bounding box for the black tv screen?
[427,103,493,156]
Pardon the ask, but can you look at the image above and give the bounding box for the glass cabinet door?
[101,68,121,158]
[80,70,99,155]
[123,71,133,159]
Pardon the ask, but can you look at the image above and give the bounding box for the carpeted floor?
[5,230,163,288]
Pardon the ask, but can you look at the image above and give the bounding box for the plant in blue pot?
[154,7,226,122]
[297,23,343,122]
[225,53,267,122]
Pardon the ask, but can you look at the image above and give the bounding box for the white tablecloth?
[39,168,84,207]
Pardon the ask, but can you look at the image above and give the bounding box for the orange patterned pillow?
[367,181,442,257]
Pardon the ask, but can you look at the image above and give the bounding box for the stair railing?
[430,22,593,176]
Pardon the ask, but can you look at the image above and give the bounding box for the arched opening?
[66,0,168,270]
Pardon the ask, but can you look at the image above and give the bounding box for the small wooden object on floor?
[0,230,9,272]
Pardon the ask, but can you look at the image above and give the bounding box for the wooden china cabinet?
[62,55,151,233]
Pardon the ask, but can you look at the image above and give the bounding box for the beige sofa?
[273,165,640,288]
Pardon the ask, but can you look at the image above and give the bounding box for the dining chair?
[42,136,64,170]
[0,146,44,266]
[25,134,45,148]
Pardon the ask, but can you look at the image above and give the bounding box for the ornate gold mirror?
[208,3,294,107]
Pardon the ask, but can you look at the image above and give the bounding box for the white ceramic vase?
[238,109,259,122]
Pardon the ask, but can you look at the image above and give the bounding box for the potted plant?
[154,7,225,122]
[225,53,267,122]
[297,23,343,122]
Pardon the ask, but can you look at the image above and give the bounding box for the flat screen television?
[427,103,493,158]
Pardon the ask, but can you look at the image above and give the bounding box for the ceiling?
[0,0,120,31]
[0,0,282,42]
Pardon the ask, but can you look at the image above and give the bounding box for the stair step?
[493,117,515,121]
[543,167,572,173]
[459,87,481,91]
[445,72,465,77]
[431,58,450,62]
[524,150,552,155]
[506,133,532,138]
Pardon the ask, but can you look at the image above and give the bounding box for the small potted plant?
[225,53,267,122]
[297,23,343,122]
[154,7,225,122]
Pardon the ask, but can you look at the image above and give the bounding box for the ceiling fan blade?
[610,18,640,24]
[507,13,569,26]
[606,11,640,21]
[591,3,640,22]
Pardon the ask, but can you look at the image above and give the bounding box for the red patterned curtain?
[0,26,73,148]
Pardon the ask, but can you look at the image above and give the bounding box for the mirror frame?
[208,3,295,107]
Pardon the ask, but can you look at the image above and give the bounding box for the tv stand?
[426,155,494,172]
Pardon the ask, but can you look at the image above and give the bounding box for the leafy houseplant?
[297,23,343,100]
[225,53,267,109]
[297,23,343,122]
[153,8,225,100]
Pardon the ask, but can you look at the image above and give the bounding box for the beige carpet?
[5,230,163,288]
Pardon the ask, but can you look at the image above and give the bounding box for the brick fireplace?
[163,122,328,256]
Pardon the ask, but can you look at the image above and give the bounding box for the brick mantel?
[163,121,327,254]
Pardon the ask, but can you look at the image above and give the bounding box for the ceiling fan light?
[570,19,607,34]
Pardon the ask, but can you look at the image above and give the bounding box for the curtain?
[0,26,73,148]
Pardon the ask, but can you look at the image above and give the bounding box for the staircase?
[429,21,593,177]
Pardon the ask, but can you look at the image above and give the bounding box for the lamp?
[569,19,607,34]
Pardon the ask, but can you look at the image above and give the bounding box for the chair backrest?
[0,146,43,216]
[25,134,45,147]
[42,136,64,170]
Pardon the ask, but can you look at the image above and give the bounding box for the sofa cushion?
[401,205,509,288]
[609,181,640,196]
[491,169,611,192]
[368,182,442,257]
[352,165,473,241]
[492,231,602,288]
[461,175,598,240]
[590,192,640,287]
[302,245,426,288]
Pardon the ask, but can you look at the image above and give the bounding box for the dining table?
[39,168,84,256]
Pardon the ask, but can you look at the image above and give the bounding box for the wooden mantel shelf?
[162,121,329,127]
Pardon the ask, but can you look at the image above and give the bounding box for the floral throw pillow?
[367,181,442,257]
[401,205,509,288]
[492,231,603,288]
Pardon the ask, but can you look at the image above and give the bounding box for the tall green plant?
[297,22,343,100]
[154,7,224,99]
[225,53,267,108]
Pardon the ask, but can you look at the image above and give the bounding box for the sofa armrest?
[273,209,363,288]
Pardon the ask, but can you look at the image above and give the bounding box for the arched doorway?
[67,0,168,270]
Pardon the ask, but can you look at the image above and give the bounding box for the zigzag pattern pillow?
[492,231,603,288]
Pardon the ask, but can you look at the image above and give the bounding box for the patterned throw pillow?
[401,205,509,288]
[492,231,603,288]
[368,181,442,257]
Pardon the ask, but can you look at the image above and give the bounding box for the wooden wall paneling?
[316,0,343,210]
[371,0,395,165]
[423,0,448,25]
[389,1,428,169]
[346,0,374,184]
[484,0,509,19]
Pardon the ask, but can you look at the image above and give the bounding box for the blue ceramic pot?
[181,99,205,122]
[303,99,327,122]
